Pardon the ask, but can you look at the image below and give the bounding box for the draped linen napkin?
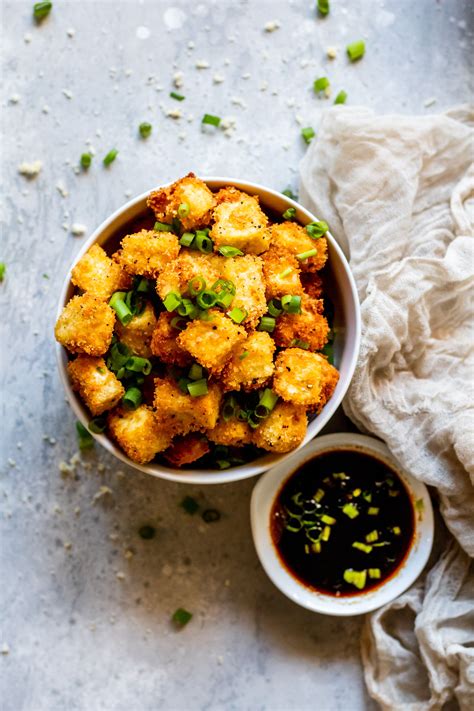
[299,106,474,710]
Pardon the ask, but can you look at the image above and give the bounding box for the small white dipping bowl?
[56,177,361,485]
[251,433,434,615]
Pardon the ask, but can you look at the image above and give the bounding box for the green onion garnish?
[368,507,379,516]
[352,488,361,497]
[126,356,152,374]
[139,122,153,138]
[109,291,133,326]
[188,276,206,295]
[180,232,195,247]
[196,290,217,309]
[33,1,52,21]
[180,496,199,515]
[321,525,331,541]
[163,292,181,312]
[301,127,315,144]
[123,387,142,409]
[255,389,278,418]
[333,472,349,480]
[195,230,213,253]
[281,294,301,314]
[138,525,156,540]
[217,459,231,469]
[343,569,367,589]
[352,541,372,554]
[170,316,188,330]
[170,92,185,101]
[80,152,92,169]
[346,40,365,62]
[362,492,372,503]
[258,316,276,333]
[212,278,236,296]
[392,526,401,536]
[342,503,359,519]
[187,379,208,397]
[314,77,330,93]
[239,350,249,361]
[107,341,131,374]
[154,221,174,232]
[282,188,297,200]
[188,363,203,381]
[368,568,381,579]
[177,298,195,316]
[267,299,283,317]
[222,396,237,421]
[314,488,325,502]
[317,0,329,16]
[296,248,317,261]
[366,530,379,543]
[285,519,303,533]
[0,263,5,282]
[76,421,94,450]
[289,338,309,349]
[216,291,234,309]
[135,277,150,294]
[172,608,193,627]
[178,202,190,218]
[282,207,296,220]
[88,417,107,434]
[202,114,221,127]
[321,514,336,525]
[218,246,244,257]
[229,307,247,324]
[278,267,293,279]
[103,149,118,166]
[334,90,347,105]
[306,221,328,239]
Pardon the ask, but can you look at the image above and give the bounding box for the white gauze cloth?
[299,106,474,710]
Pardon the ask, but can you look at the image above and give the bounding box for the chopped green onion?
[255,389,278,418]
[415,498,424,512]
[216,291,234,309]
[312,541,322,553]
[372,541,390,548]
[278,267,293,279]
[154,221,174,232]
[139,122,152,138]
[88,417,107,434]
[212,278,236,295]
[123,387,142,409]
[187,276,206,295]
[107,341,131,374]
[187,379,208,397]
[196,290,217,309]
[188,363,203,381]
[195,230,213,254]
[317,0,329,16]
[163,292,182,312]
[314,488,325,502]
[126,356,152,375]
[80,152,92,169]
[305,527,320,542]
[172,608,193,627]
[342,503,359,519]
[170,316,188,330]
[334,90,347,105]
[177,377,191,394]
[222,396,237,421]
[218,246,244,257]
[347,40,365,62]
[202,113,221,127]
[0,263,6,282]
[138,525,156,540]
[333,471,349,480]
[134,277,150,294]
[202,509,220,523]
[353,541,373,554]
[366,530,379,543]
[296,248,318,261]
[170,91,185,101]
[33,1,52,21]
[181,496,199,515]
[285,519,303,533]
[76,421,94,450]
[177,298,195,317]
[282,207,296,220]
[368,568,381,579]
[368,507,380,516]
[180,232,195,247]
[281,294,301,314]
[229,307,247,324]
[321,525,331,541]
[306,221,328,239]
[314,77,330,93]
[343,569,367,590]
[282,188,297,200]
[301,127,315,144]
[392,526,401,536]
[178,202,190,218]
[258,316,276,333]
[289,338,309,349]
[109,291,133,326]
[239,350,249,360]
[267,299,283,317]
[103,149,118,166]
[321,514,336,525]
[352,488,362,497]
[217,459,231,469]
[362,492,372,503]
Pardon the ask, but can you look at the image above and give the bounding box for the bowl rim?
[250,433,434,616]
[55,176,362,484]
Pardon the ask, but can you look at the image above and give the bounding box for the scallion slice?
[178,202,190,218]
[89,417,107,434]
[170,91,185,101]
[281,294,301,314]
[222,396,237,422]
[126,356,152,375]
[368,568,381,579]
[352,541,373,554]
[306,221,328,239]
[282,188,297,200]
[196,290,217,309]
[170,316,188,330]
[289,338,309,350]
[278,267,293,279]
[368,507,380,515]
[33,1,52,21]
[154,221,174,232]
[296,248,317,261]
[195,230,213,253]
[109,291,133,326]
[342,503,359,519]
[187,276,206,296]
[255,389,278,418]
[334,90,347,105]
[218,246,244,257]
[239,350,249,361]
[229,307,247,324]
[267,299,283,318]
[314,488,325,502]
[180,232,195,247]
[282,207,296,220]
[0,263,5,282]
[76,421,94,450]
[177,298,195,316]
[258,316,276,333]
[216,291,234,309]
[343,569,367,589]
[187,378,208,397]
[321,514,336,525]
[212,278,236,296]
[317,0,329,16]
[188,363,203,381]
[347,40,365,62]
[301,127,315,144]
[163,292,181,312]
[314,77,330,93]
[366,530,379,543]
[202,113,221,127]
[123,387,142,409]
[80,152,92,169]
[103,149,118,166]
[139,122,153,138]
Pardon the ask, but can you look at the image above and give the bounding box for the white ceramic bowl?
[56,177,361,484]
[251,433,434,615]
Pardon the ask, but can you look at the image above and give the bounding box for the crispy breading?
[115,301,157,357]
[162,434,210,467]
[150,311,192,367]
[68,356,125,415]
[147,173,216,231]
[113,229,180,279]
[221,255,267,328]
[153,376,221,436]
[108,405,172,464]
[71,244,132,301]
[156,250,224,301]
[210,187,270,255]
[221,331,275,391]
[177,310,246,374]
[270,222,328,272]
[311,354,340,414]
[252,401,307,453]
[206,417,254,447]
[300,271,324,299]
[55,293,115,356]
[261,248,303,300]
[273,295,329,351]
[272,348,337,407]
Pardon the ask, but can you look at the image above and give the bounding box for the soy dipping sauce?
[270,449,415,596]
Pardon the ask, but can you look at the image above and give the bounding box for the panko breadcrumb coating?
[115,301,157,358]
[222,255,267,328]
[108,405,172,464]
[221,331,275,391]
[153,376,221,435]
[150,312,193,366]
[156,251,224,301]
[177,310,246,374]
[273,295,330,352]
[252,401,307,453]
[163,434,210,467]
[55,293,115,356]
[113,229,180,278]
[300,272,324,300]
[68,356,124,415]
[207,417,254,447]
[311,354,340,414]
[261,248,303,300]
[270,222,328,272]
[147,173,216,231]
[273,348,338,408]
[210,187,270,255]
[71,244,132,300]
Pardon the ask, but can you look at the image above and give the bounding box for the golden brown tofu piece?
[107,405,172,464]
[115,301,157,358]
[206,417,254,447]
[210,187,270,255]
[273,295,330,352]
[71,244,132,301]
[68,356,125,415]
[221,331,275,391]
[222,255,267,328]
[270,222,328,272]
[147,173,216,231]
[55,293,115,356]
[162,434,210,467]
[311,355,340,414]
[156,251,224,301]
[300,271,324,300]
[150,312,192,367]
[273,348,338,407]
[177,310,246,374]
[253,401,307,453]
[153,377,221,436]
[113,229,180,279]
[261,248,303,300]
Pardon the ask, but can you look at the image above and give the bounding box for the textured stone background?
[1,1,472,710]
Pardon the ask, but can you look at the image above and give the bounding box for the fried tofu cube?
[67,356,125,415]
[55,293,115,356]
[107,405,172,464]
[207,417,254,447]
[113,229,180,279]
[210,187,270,255]
[261,248,303,300]
[147,173,217,231]
[150,312,192,367]
[273,348,338,407]
[253,401,307,453]
[177,310,246,374]
[71,244,132,301]
[222,255,267,328]
[162,434,210,467]
[312,354,340,414]
[270,222,328,272]
[273,295,330,352]
[153,377,221,436]
[221,331,275,391]
[115,301,157,357]
[301,272,324,300]
[156,251,224,301]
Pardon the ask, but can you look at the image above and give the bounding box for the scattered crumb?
[217,655,223,665]
[16,442,23,450]
[116,571,126,581]
[92,486,113,505]
[324,86,331,99]
[70,223,87,237]
[166,108,182,119]
[264,20,280,32]
[24,33,32,43]
[124,190,132,198]
[9,94,20,104]
[173,71,184,88]
[124,549,134,560]
[56,181,68,198]
[67,28,76,38]
[64,541,72,551]
[424,97,437,107]
[231,96,247,108]
[7,459,16,468]
[42,105,50,114]
[213,73,225,84]
[18,161,42,179]
[241,73,251,80]
[195,60,210,69]
[220,116,236,137]
[62,89,73,100]
[1,643,9,656]
[224,579,231,587]
[74,507,81,516]
[188,41,195,50]
[327,46,338,59]
[162,564,173,577]
[97,463,106,474]
[295,114,305,126]
[260,81,268,92]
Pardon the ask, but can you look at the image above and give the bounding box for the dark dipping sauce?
[270,449,415,596]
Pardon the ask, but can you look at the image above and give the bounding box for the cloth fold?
[299,106,474,710]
